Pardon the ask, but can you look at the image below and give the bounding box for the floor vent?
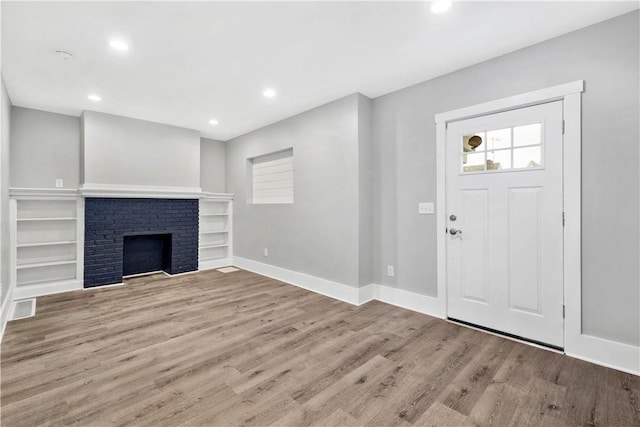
[10,299,36,320]
[217,266,239,273]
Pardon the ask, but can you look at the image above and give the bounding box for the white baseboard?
[375,284,446,319]
[233,256,365,305]
[0,282,15,343]
[566,333,640,376]
[232,257,444,316]
[13,280,83,300]
[199,258,233,271]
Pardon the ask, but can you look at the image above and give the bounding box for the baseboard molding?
[375,284,446,319]
[199,258,233,271]
[13,280,83,300]
[232,257,444,316]
[233,257,366,305]
[0,282,16,343]
[566,333,640,376]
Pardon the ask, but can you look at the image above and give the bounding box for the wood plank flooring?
[1,269,638,426]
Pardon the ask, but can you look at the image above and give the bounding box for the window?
[461,123,543,174]
[248,148,294,204]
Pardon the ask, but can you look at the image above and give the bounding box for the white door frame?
[435,80,639,375]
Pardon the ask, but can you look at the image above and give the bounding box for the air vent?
[10,299,35,320]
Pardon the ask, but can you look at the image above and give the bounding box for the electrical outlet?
[387,265,395,277]
[264,248,268,257]
[55,179,63,188]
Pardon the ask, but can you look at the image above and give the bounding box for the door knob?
[449,228,462,235]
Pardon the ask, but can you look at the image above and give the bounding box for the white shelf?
[17,217,76,222]
[11,195,83,290]
[200,243,228,249]
[17,240,77,248]
[16,260,77,270]
[199,197,233,271]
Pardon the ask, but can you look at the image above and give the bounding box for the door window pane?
[513,123,541,147]
[487,149,512,170]
[462,152,485,172]
[463,133,485,153]
[513,147,542,168]
[460,123,543,174]
[486,128,511,150]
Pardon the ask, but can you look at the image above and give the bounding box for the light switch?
[418,202,434,215]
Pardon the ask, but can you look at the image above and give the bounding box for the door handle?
[449,228,462,235]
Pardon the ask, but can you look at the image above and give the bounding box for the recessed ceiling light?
[208,119,219,126]
[109,38,129,51]
[263,88,276,98]
[87,94,102,102]
[431,0,452,14]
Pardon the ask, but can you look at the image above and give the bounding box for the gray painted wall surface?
[372,11,639,346]
[10,107,80,189]
[357,94,373,286]
[1,78,11,304]
[226,94,364,287]
[82,111,201,189]
[200,138,226,193]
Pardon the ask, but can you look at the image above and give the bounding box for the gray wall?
[10,107,80,189]
[1,77,11,304]
[226,94,372,287]
[372,11,639,346]
[357,94,373,286]
[82,111,201,189]
[200,138,226,193]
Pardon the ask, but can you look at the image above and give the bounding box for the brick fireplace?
[84,198,199,287]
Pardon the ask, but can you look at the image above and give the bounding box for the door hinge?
[562,120,565,134]
[562,305,565,319]
[562,211,565,226]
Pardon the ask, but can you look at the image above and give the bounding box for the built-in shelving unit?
[199,194,233,270]
[10,189,84,299]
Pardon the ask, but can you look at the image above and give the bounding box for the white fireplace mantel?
[78,183,233,200]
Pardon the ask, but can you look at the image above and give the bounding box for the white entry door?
[446,101,564,348]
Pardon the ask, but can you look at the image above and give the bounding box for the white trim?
[566,335,640,376]
[375,284,445,318]
[201,192,234,201]
[199,258,233,271]
[232,256,445,315]
[358,283,376,305]
[9,187,79,199]
[434,80,584,124]
[13,280,83,300]
[233,256,365,306]
[0,283,15,343]
[79,183,206,199]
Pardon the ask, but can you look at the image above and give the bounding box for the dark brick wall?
[84,198,199,287]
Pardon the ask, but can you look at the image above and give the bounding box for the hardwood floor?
[2,269,638,426]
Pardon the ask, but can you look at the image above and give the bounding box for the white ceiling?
[2,1,637,141]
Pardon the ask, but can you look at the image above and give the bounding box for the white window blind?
[250,148,294,204]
